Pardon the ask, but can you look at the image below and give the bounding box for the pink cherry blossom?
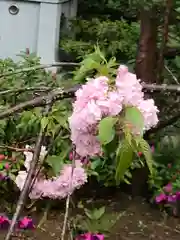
[69,65,159,157]
[28,160,87,200]
[4,163,10,170]
[163,183,172,193]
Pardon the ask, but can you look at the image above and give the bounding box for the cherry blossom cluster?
[69,65,159,157]
[15,145,87,199]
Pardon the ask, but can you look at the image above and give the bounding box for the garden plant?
[0,47,179,240]
[1,0,180,239]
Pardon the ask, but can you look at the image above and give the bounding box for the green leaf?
[46,155,64,176]
[21,111,34,121]
[0,163,4,170]
[77,201,84,209]
[0,120,6,128]
[90,159,101,170]
[84,209,94,220]
[97,117,117,145]
[60,145,71,160]
[124,106,144,136]
[93,206,105,220]
[8,173,16,181]
[84,206,105,220]
[115,139,133,183]
[41,117,49,130]
[138,139,153,175]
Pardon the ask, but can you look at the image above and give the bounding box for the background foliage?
[1,0,180,213]
[0,53,73,209]
[59,0,180,202]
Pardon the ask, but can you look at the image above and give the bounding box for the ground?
[0,193,180,240]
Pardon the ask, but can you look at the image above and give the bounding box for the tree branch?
[1,82,180,99]
[141,83,180,92]
[164,65,179,84]
[0,87,51,96]
[0,83,180,120]
[0,145,33,152]
[61,145,76,240]
[144,111,180,139]
[0,62,79,78]
[0,85,80,120]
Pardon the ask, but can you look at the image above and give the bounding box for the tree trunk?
[132,7,158,197]
[135,7,158,84]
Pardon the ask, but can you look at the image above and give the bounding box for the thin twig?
[68,221,74,240]
[0,62,79,78]
[0,145,33,152]
[0,85,79,120]
[61,145,76,240]
[144,111,180,139]
[37,202,51,229]
[4,103,52,240]
[0,87,51,96]
[164,65,179,84]
[61,195,71,240]
[14,137,36,145]
[141,83,180,92]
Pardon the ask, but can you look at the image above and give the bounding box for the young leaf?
[84,209,94,220]
[138,139,153,175]
[46,155,64,176]
[97,117,117,145]
[0,163,4,170]
[90,158,101,170]
[93,206,105,220]
[41,117,49,130]
[84,206,105,220]
[124,106,144,136]
[115,139,133,183]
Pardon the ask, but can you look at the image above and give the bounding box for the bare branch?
[0,85,80,120]
[0,145,33,152]
[0,83,180,120]
[61,145,76,240]
[0,62,79,78]
[0,87,51,96]
[144,111,180,139]
[164,65,179,84]
[141,83,180,92]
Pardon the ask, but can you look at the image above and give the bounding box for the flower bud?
[4,163,10,170]
[167,163,172,168]
[138,152,143,157]
[0,154,5,161]
[151,145,155,153]
[69,152,73,161]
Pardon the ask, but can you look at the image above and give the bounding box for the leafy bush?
[60,18,139,62]
[0,52,72,208]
